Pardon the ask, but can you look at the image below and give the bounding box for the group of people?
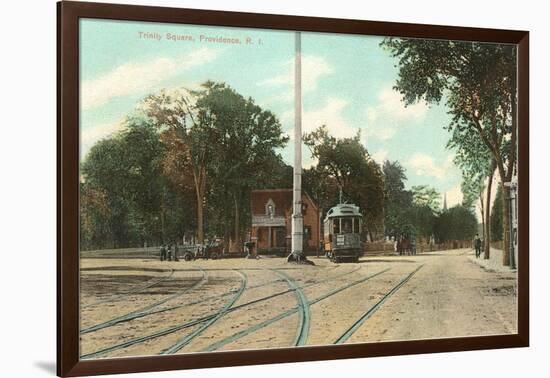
[160,243,179,261]
[393,235,417,256]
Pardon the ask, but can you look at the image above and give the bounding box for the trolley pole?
[288,31,306,263]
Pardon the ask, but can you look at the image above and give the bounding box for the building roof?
[324,203,362,220]
[250,189,318,216]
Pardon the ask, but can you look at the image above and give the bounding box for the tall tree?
[449,127,495,258]
[382,38,517,265]
[491,185,504,242]
[383,160,414,240]
[143,84,216,243]
[81,118,167,248]
[194,82,288,249]
[411,185,441,213]
[304,125,385,239]
[434,205,478,244]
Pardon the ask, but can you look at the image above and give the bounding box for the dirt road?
[79,248,517,359]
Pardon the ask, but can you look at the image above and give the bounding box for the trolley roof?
[324,203,362,220]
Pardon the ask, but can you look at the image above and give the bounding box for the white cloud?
[258,55,332,95]
[283,97,360,169]
[406,153,454,180]
[303,156,319,169]
[303,97,358,138]
[445,184,464,208]
[365,86,429,141]
[282,97,359,140]
[378,87,428,120]
[80,120,125,159]
[371,148,389,165]
[81,48,219,110]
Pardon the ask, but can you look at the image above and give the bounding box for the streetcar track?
[82,269,176,309]
[334,264,424,344]
[81,267,207,335]
[82,266,360,335]
[81,266,363,359]
[273,270,310,346]
[83,266,334,272]
[200,268,391,352]
[160,270,248,354]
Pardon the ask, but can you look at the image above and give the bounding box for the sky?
[80,18,466,208]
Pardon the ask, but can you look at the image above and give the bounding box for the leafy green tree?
[410,205,436,242]
[450,123,495,258]
[80,118,167,248]
[304,125,385,239]
[383,161,410,206]
[80,184,111,250]
[196,82,288,249]
[144,82,288,248]
[434,205,478,243]
[303,166,339,217]
[411,185,441,213]
[460,175,482,210]
[142,85,214,243]
[382,160,414,240]
[491,186,504,242]
[382,38,517,265]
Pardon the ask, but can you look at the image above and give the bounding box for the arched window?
[265,198,276,218]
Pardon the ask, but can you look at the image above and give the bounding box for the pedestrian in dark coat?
[474,235,482,258]
[167,244,173,261]
[174,243,179,261]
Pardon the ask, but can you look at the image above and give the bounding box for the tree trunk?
[160,208,166,245]
[479,192,485,250]
[484,165,495,259]
[193,166,206,244]
[196,193,204,244]
[234,194,241,252]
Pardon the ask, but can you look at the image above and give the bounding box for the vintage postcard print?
[79,18,519,360]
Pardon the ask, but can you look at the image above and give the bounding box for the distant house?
[250,189,320,255]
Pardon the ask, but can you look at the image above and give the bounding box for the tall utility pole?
[504,181,517,270]
[288,31,304,263]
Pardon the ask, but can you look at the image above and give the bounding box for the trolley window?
[342,218,352,233]
[333,218,340,234]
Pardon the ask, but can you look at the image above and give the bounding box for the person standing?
[474,235,482,258]
[167,244,173,261]
[160,244,167,261]
[174,242,179,262]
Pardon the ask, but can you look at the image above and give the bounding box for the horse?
[397,236,416,256]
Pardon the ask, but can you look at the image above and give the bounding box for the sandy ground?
[79,248,517,359]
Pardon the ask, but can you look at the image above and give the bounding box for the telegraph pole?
[288,31,307,263]
[504,181,517,270]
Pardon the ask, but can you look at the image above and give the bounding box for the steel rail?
[82,265,360,335]
[81,266,362,359]
[82,269,175,309]
[273,270,310,346]
[160,270,248,355]
[81,267,207,335]
[200,268,391,352]
[334,264,424,344]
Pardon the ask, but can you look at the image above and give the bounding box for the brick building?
[250,189,320,255]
